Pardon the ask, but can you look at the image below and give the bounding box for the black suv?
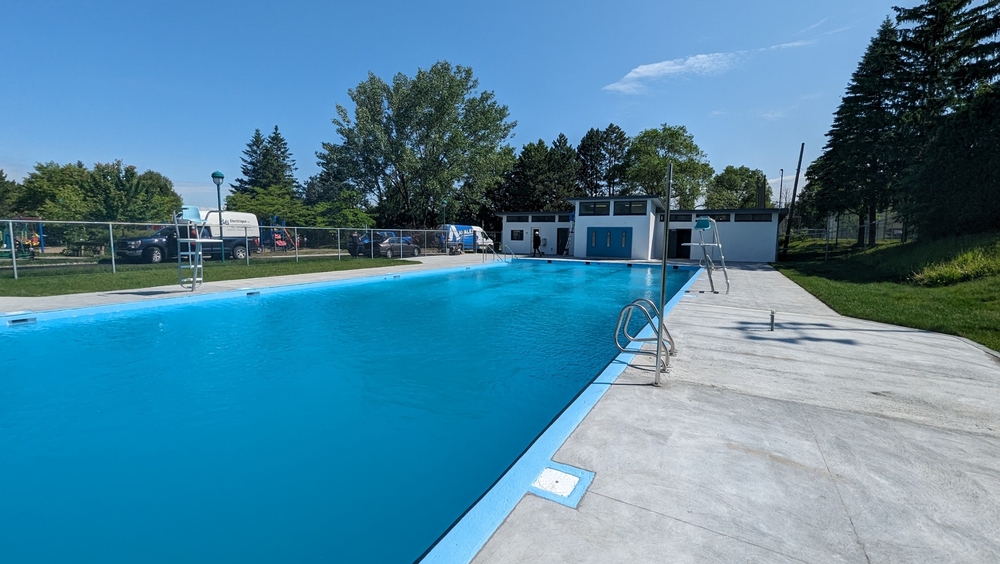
[117,226,261,263]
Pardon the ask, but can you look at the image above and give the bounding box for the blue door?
[586,227,632,258]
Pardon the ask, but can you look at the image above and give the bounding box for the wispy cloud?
[795,18,828,36]
[603,52,743,94]
[709,109,727,116]
[604,40,812,94]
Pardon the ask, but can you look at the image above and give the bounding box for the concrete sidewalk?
[474,264,1000,563]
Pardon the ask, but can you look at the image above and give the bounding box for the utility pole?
[781,143,805,258]
[778,168,784,208]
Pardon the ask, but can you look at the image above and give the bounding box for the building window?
[579,202,610,216]
[532,215,555,222]
[707,213,731,222]
[558,215,571,222]
[510,229,524,241]
[506,215,529,223]
[734,213,773,222]
[591,231,597,246]
[606,232,611,247]
[613,200,647,215]
[621,231,627,247]
[669,213,692,222]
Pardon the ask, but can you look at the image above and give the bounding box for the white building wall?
[499,221,566,256]
[669,211,781,262]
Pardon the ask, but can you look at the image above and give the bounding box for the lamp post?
[211,171,225,263]
[442,198,447,226]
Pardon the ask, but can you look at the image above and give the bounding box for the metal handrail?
[503,245,517,262]
[614,298,675,372]
[483,245,507,263]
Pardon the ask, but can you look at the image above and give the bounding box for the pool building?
[497,195,788,262]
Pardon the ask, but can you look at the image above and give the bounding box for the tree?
[226,186,317,226]
[87,161,182,221]
[576,128,604,197]
[603,124,631,196]
[232,126,298,195]
[704,166,771,209]
[0,170,20,218]
[575,124,632,197]
[18,162,93,220]
[810,19,905,246]
[626,124,714,209]
[325,61,516,228]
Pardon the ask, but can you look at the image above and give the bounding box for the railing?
[503,245,517,262]
[614,298,675,374]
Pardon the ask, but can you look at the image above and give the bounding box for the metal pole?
[109,223,116,274]
[778,168,784,208]
[245,227,250,266]
[654,163,673,387]
[825,214,831,261]
[337,229,341,261]
[217,191,225,264]
[8,220,18,280]
[781,143,805,258]
[294,227,299,262]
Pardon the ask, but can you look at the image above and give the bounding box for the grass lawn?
[775,235,1000,352]
[0,256,413,297]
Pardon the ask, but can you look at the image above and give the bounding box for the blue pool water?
[1,261,694,563]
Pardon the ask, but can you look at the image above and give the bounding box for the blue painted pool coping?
[420,264,703,563]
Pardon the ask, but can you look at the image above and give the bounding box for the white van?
[200,210,261,239]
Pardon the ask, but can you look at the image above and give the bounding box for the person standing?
[532,230,542,257]
[349,231,361,257]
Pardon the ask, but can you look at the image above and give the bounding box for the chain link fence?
[0,219,502,279]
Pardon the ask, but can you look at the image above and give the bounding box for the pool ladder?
[614,298,676,371]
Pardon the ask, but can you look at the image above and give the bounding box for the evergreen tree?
[577,128,605,197]
[602,124,631,196]
[232,126,298,195]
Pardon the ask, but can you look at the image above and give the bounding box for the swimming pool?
[0,261,695,562]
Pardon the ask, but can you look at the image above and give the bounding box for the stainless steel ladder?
[614,298,676,371]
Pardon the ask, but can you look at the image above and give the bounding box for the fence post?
[294,227,299,262]
[245,227,250,266]
[8,220,18,280]
[337,229,341,261]
[109,223,116,274]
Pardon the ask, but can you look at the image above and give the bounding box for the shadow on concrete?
[104,290,181,297]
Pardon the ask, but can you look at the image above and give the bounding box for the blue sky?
[1,0,906,210]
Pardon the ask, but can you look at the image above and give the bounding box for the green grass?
[0,256,413,297]
[775,234,1000,352]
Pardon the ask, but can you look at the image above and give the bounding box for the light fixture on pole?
[211,171,225,263]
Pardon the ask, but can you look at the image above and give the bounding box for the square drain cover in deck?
[528,462,594,508]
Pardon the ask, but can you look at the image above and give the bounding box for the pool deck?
[3,258,998,562]
[473,263,1000,563]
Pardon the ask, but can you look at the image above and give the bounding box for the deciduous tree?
[626,124,713,209]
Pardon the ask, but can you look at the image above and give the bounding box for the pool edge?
[419,265,703,563]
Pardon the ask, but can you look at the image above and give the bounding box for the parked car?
[117,211,262,264]
[359,236,422,258]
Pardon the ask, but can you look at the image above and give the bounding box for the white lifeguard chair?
[682,216,730,294]
[176,206,207,291]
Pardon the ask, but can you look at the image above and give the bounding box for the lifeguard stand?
[176,206,206,291]
[682,216,730,294]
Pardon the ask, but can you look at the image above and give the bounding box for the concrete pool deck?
[3,258,998,562]
[473,263,1000,563]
